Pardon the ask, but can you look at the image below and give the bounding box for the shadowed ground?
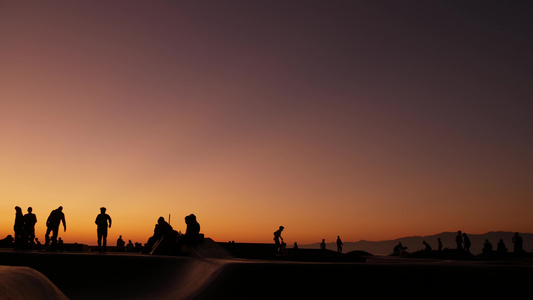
[0,248,532,300]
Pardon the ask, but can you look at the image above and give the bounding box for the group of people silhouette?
[392,231,527,257]
[12,206,66,251]
[273,226,345,254]
[6,209,530,259]
[8,206,202,254]
[143,214,202,254]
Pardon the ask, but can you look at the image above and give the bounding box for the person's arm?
[62,215,67,231]
[108,215,112,228]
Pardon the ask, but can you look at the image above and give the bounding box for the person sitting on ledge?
[483,239,493,257]
[183,214,202,243]
[143,216,175,253]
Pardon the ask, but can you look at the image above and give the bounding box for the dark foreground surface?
[0,250,532,300]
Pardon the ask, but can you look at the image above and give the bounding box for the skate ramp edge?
[0,266,68,300]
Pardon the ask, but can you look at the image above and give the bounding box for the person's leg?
[51,228,58,246]
[97,229,103,251]
[45,227,52,245]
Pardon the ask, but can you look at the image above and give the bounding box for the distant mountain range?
[301,231,533,255]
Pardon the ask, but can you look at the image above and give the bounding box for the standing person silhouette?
[463,232,471,253]
[116,235,125,252]
[497,239,508,257]
[45,206,66,250]
[14,206,24,250]
[512,232,524,255]
[273,226,284,254]
[320,239,326,250]
[23,207,37,248]
[336,236,343,253]
[455,231,463,251]
[95,207,112,252]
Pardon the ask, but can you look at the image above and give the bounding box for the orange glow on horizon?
[1,2,532,246]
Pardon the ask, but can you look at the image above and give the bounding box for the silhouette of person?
[58,237,64,251]
[95,207,112,252]
[45,206,66,250]
[117,235,125,252]
[393,242,406,256]
[512,232,524,254]
[280,241,287,254]
[463,233,471,253]
[483,239,493,257]
[320,239,326,250]
[155,217,173,238]
[126,240,134,252]
[497,239,507,254]
[273,226,284,253]
[14,207,25,246]
[0,235,14,248]
[14,206,25,250]
[23,207,37,248]
[336,236,343,253]
[437,238,442,251]
[144,217,174,253]
[423,240,432,252]
[455,231,463,251]
[35,238,42,251]
[184,214,201,243]
[293,242,298,250]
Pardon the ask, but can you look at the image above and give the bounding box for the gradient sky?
[1,1,532,246]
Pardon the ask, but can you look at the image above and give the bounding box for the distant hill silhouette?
[301,232,533,255]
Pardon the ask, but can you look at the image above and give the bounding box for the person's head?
[322,239,325,242]
[279,226,284,231]
[15,206,22,214]
[100,207,106,213]
[185,214,196,224]
[458,230,461,234]
[27,207,33,213]
[158,217,165,224]
[58,206,63,212]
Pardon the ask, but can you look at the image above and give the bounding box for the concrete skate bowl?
[0,265,68,300]
[0,252,223,300]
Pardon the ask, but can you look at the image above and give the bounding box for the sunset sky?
[1,1,532,247]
